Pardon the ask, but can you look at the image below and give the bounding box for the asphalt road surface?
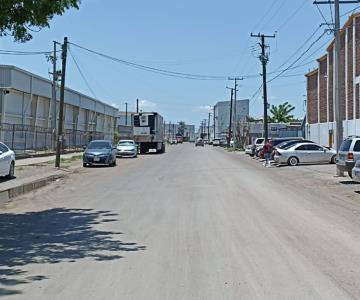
[2,144,360,299]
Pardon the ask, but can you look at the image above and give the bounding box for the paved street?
[2,144,360,299]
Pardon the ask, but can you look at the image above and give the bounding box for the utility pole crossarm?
[313,1,360,3]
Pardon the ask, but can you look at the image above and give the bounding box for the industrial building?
[0,65,118,151]
[306,13,360,148]
[214,99,249,138]
[164,123,195,141]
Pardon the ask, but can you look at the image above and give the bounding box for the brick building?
[306,13,360,148]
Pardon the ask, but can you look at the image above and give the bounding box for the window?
[353,141,360,152]
[0,143,9,153]
[306,144,323,151]
[295,145,307,151]
[340,139,353,151]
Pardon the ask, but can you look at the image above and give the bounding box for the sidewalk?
[0,153,83,204]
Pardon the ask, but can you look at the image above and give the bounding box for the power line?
[0,49,53,55]
[68,41,229,81]
[315,3,334,30]
[68,47,98,99]
[267,30,328,84]
[276,0,308,31]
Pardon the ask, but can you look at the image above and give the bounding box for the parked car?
[274,142,336,166]
[212,138,221,146]
[169,138,177,145]
[116,140,137,158]
[83,140,117,167]
[245,138,265,156]
[0,142,15,178]
[337,136,360,177]
[351,160,360,182]
[274,139,314,150]
[271,137,304,148]
[195,138,204,147]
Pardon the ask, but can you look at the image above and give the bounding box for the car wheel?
[83,163,87,167]
[330,155,336,164]
[6,161,15,179]
[348,171,353,178]
[287,156,299,166]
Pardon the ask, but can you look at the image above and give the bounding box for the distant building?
[164,123,195,140]
[214,99,249,138]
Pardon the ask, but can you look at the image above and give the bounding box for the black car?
[83,140,117,167]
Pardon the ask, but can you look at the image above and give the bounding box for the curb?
[0,173,67,205]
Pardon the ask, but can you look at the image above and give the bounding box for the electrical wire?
[267,30,328,84]
[315,3,333,31]
[68,42,228,81]
[0,49,53,55]
[276,0,308,31]
[68,47,98,99]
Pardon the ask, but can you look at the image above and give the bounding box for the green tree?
[269,102,295,123]
[178,121,186,136]
[0,0,81,42]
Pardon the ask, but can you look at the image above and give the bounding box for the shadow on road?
[0,208,146,297]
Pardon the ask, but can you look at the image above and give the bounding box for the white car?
[0,142,15,178]
[116,140,137,158]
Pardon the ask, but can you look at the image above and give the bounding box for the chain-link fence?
[0,123,106,155]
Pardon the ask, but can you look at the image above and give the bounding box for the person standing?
[263,140,272,168]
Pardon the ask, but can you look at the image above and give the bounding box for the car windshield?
[340,139,352,151]
[88,141,111,149]
[118,141,134,146]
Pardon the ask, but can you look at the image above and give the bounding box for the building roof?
[326,12,360,51]
[305,68,318,78]
[0,64,117,112]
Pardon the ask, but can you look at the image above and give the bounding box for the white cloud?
[139,99,157,111]
[194,105,212,112]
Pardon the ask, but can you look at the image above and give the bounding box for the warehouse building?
[306,13,360,148]
[0,65,118,152]
[214,99,249,139]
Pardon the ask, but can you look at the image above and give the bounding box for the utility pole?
[55,37,68,168]
[228,77,242,148]
[251,33,275,142]
[136,98,139,113]
[213,106,216,139]
[313,0,360,175]
[125,102,128,126]
[208,112,211,142]
[226,87,234,147]
[51,41,58,145]
[168,121,171,139]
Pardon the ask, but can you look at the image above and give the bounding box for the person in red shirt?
[263,140,272,167]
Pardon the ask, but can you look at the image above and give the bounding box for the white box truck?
[133,112,165,154]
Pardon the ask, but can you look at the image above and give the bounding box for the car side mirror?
[0,151,3,155]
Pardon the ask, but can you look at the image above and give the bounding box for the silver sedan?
[274,142,336,166]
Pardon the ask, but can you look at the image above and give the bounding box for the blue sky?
[1,0,358,127]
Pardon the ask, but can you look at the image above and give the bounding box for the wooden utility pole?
[250,33,275,142]
[55,37,68,168]
[213,106,216,139]
[51,41,58,145]
[136,98,139,113]
[228,77,242,148]
[226,87,234,147]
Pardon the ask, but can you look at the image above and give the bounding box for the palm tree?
[269,102,295,123]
